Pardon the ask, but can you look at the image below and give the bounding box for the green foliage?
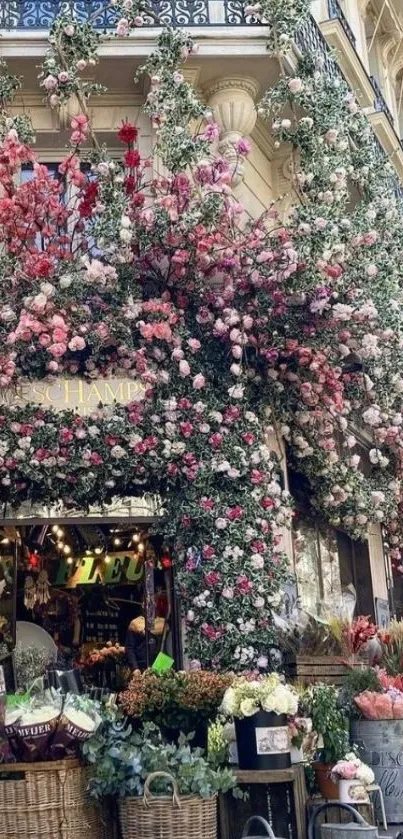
[304,683,349,764]
[82,710,238,801]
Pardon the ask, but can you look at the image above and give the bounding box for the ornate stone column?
[205,76,259,185]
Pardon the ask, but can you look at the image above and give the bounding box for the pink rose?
[48,342,67,358]
[68,336,86,351]
[193,373,206,390]
[43,75,58,91]
[179,360,191,377]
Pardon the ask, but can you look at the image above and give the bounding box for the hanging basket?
[0,757,111,839]
[118,771,217,839]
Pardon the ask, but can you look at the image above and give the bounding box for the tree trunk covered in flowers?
[0,0,403,668]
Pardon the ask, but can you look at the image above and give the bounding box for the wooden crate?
[285,656,364,687]
[219,765,307,839]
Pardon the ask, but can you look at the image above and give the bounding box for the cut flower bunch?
[221,673,298,719]
[331,753,374,786]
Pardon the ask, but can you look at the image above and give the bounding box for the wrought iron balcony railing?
[327,0,356,48]
[371,74,395,128]
[0,0,253,28]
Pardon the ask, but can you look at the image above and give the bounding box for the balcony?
[371,74,394,127]
[318,0,374,107]
[0,0,253,29]
[327,0,356,48]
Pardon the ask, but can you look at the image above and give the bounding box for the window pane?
[293,515,321,614]
[317,524,342,606]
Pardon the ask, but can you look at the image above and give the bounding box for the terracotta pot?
[314,761,339,799]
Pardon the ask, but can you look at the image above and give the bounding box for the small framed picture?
[375,597,390,629]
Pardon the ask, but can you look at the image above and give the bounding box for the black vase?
[235,710,290,770]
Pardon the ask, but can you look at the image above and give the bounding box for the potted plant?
[119,669,231,749]
[304,683,349,798]
[331,752,374,804]
[221,673,298,770]
[83,711,238,839]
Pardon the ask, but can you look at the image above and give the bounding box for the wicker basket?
[0,757,111,839]
[118,771,217,839]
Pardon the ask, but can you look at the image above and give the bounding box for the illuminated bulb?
[138,542,144,553]
[51,525,59,534]
[1,537,9,544]
[132,534,140,543]
[94,547,103,555]
[85,549,92,556]
[57,528,64,538]
[113,537,121,546]
[57,542,64,551]
[63,545,71,555]
[104,555,111,564]
[67,557,73,565]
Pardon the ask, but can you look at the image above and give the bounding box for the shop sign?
[0,377,144,415]
[56,552,144,587]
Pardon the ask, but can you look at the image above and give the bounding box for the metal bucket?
[351,718,403,824]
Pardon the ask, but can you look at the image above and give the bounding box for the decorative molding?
[206,75,259,99]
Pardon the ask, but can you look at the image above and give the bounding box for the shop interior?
[0,520,180,692]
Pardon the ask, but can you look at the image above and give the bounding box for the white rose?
[239,698,259,717]
[221,687,236,716]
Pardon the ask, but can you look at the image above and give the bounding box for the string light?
[66,557,73,565]
[113,537,121,546]
[57,542,64,551]
[63,545,71,555]
[94,547,103,555]
[56,528,64,538]
[51,525,59,534]
[138,542,144,553]
[104,555,111,564]
[132,534,140,543]
[85,549,92,556]
[0,537,9,544]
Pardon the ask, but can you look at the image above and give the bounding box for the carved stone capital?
[205,75,259,184]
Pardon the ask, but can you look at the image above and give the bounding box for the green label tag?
[152,652,174,673]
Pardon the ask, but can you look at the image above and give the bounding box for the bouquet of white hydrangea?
[221,673,298,719]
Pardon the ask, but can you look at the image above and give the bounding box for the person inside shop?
[125,613,166,670]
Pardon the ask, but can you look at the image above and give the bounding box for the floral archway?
[0,0,403,669]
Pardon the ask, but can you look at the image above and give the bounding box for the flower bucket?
[338,779,369,804]
[235,711,290,770]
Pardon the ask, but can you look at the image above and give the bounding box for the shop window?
[289,467,374,618]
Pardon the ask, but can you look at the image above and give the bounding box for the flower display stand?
[218,765,308,839]
[0,758,113,839]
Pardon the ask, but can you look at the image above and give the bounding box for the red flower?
[124,149,140,168]
[226,505,244,521]
[118,121,138,144]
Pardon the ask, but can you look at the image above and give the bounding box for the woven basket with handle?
[118,770,217,839]
[0,757,111,839]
